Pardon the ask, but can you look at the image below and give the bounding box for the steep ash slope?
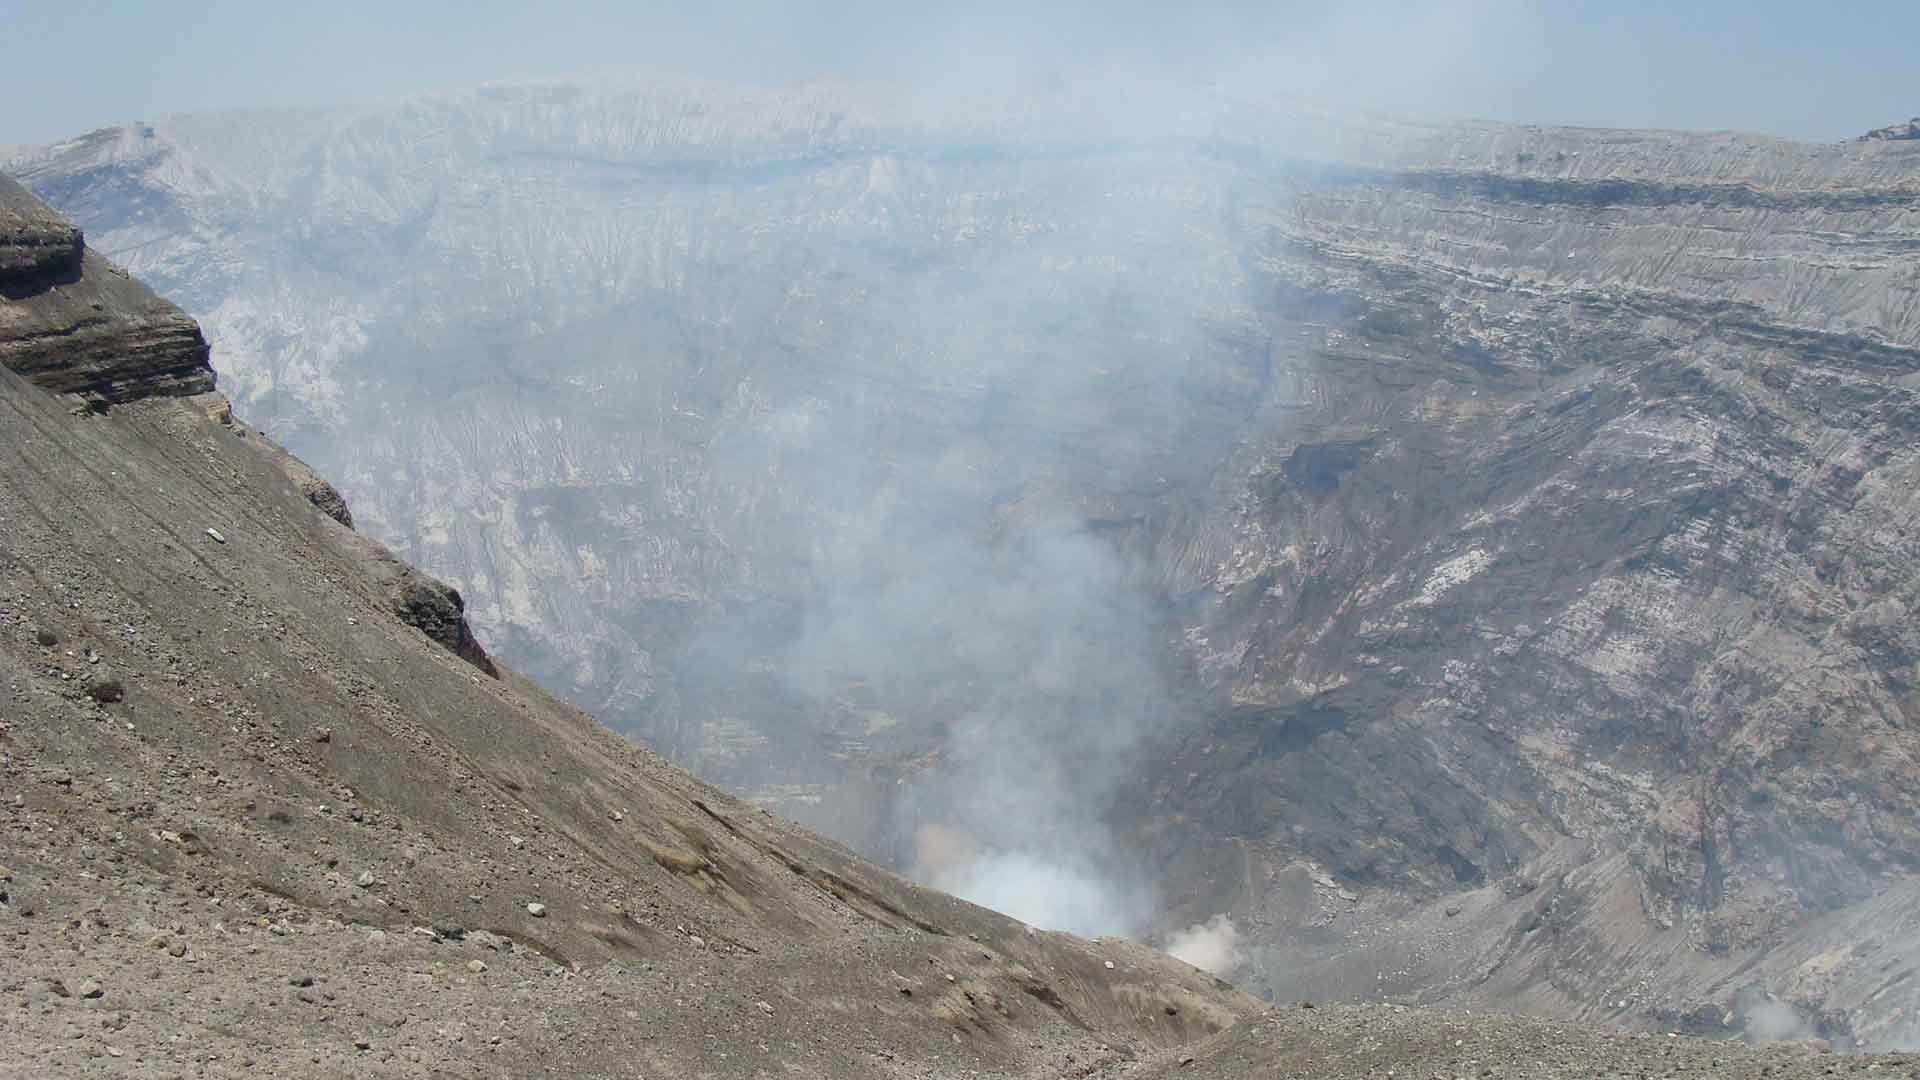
[0,176,1256,1077]
[11,90,1920,1040]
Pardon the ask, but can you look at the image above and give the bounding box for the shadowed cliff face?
[12,87,1920,1042]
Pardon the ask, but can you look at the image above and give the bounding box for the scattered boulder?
[83,677,124,704]
[525,902,547,918]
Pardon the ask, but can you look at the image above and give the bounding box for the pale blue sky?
[2,0,1914,145]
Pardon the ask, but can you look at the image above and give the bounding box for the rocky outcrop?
[300,473,355,526]
[391,570,498,677]
[0,173,213,402]
[274,444,356,527]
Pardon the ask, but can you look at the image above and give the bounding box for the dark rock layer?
[0,174,82,291]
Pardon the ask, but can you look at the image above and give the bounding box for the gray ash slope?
[0,174,1260,1076]
[11,87,1920,1046]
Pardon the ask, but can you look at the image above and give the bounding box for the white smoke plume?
[1741,995,1815,1043]
[1165,915,1244,976]
[914,826,1139,935]
[927,846,1141,939]
[652,151,1248,941]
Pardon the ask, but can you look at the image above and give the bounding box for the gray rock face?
[12,84,1920,1041]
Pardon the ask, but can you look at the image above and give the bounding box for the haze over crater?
[10,6,1920,1048]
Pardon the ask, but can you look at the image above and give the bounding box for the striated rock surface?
[1117,122,1920,1032]
[13,84,1920,1043]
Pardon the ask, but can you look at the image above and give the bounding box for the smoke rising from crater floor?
[20,71,1920,1038]
[662,183,1254,933]
[1165,915,1243,977]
